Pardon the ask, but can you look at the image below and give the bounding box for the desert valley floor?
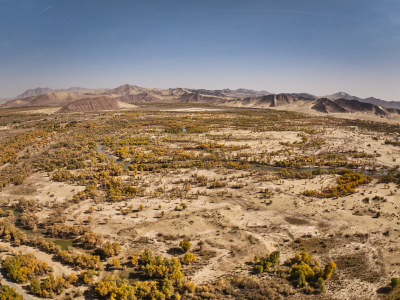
[0,104,399,299]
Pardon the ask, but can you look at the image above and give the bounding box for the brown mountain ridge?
[2,84,399,118]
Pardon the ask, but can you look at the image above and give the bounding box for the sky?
[0,0,399,100]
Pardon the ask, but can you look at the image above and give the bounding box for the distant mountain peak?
[107,84,142,95]
[326,92,361,101]
[16,87,90,98]
[17,87,52,98]
[334,92,351,97]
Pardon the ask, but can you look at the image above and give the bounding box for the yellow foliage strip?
[0,129,50,166]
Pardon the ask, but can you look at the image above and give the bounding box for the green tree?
[0,285,23,300]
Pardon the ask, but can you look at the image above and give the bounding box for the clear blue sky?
[0,0,399,100]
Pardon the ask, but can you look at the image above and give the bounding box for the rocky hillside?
[238,93,314,107]
[312,98,348,114]
[312,98,389,116]
[326,92,400,110]
[238,95,397,117]
[360,97,400,109]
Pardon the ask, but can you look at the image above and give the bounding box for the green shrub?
[390,277,400,290]
[179,239,191,253]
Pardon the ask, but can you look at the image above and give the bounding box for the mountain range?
[1,85,399,117]
[326,92,400,110]
[16,87,91,98]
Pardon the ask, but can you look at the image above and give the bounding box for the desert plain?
[0,104,399,299]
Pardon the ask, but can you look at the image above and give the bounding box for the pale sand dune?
[162,107,222,112]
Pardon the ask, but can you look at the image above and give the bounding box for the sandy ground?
[117,101,137,109]
[19,107,61,114]
[0,172,85,203]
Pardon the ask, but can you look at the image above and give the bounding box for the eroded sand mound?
[1,91,79,108]
[57,96,135,112]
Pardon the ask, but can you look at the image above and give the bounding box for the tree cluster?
[303,172,371,198]
[0,285,23,300]
[3,253,52,283]
[30,274,72,298]
[253,251,280,273]
[286,251,336,293]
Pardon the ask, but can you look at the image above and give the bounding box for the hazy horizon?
[1,0,399,101]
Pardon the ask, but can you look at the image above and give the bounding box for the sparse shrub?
[390,277,400,290]
[179,239,191,253]
[101,241,121,258]
[181,253,196,265]
[253,251,280,273]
